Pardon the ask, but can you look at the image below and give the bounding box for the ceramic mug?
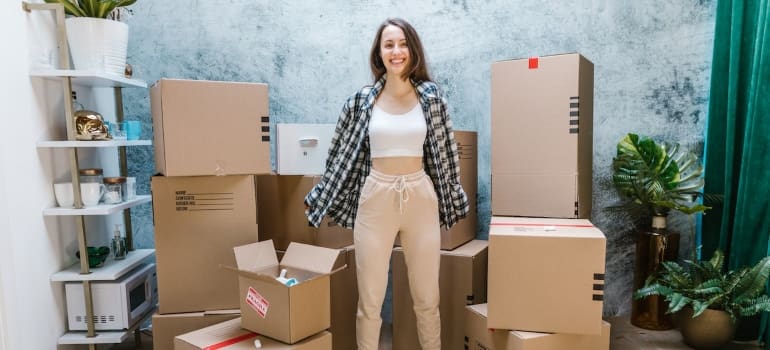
[80,182,105,207]
[53,183,75,208]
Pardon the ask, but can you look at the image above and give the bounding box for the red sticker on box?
[246,287,269,318]
[528,57,539,69]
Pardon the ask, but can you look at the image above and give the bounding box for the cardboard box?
[465,304,610,350]
[174,318,332,350]
[226,240,341,344]
[152,310,240,350]
[276,123,336,175]
[396,130,478,250]
[257,175,353,251]
[392,240,488,350]
[488,217,605,334]
[152,175,259,314]
[275,245,357,350]
[491,53,593,218]
[330,245,357,350]
[151,78,271,176]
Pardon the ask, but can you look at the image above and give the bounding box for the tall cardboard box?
[276,123,336,175]
[330,245,357,350]
[152,175,259,314]
[150,78,271,176]
[491,53,593,218]
[257,175,353,250]
[227,241,340,344]
[488,217,605,334]
[152,310,240,350]
[392,240,488,350]
[465,304,610,350]
[174,318,332,350]
[396,130,478,250]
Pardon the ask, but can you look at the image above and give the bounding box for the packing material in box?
[488,217,605,334]
[465,304,610,350]
[491,53,593,218]
[392,240,488,350]
[174,318,332,350]
[257,175,352,250]
[152,175,259,314]
[225,240,341,344]
[150,78,271,176]
[395,130,478,250]
[276,123,336,175]
[152,310,239,350]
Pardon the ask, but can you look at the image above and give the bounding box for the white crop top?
[369,103,427,158]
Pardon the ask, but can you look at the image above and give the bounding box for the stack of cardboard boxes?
[391,131,488,350]
[148,80,351,349]
[465,53,611,350]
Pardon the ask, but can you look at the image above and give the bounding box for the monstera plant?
[611,133,710,330]
[635,250,770,349]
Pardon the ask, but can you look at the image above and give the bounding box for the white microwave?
[65,263,157,330]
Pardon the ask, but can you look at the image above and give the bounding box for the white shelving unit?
[24,3,154,348]
[43,195,151,216]
[51,249,155,282]
[37,140,152,148]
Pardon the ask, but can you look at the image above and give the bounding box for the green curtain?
[701,0,770,342]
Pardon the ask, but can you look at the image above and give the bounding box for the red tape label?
[528,57,539,69]
[246,287,269,318]
[202,333,258,350]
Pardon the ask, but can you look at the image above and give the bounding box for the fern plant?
[612,133,710,217]
[634,249,770,321]
[43,0,137,19]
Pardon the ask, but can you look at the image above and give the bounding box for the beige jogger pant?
[354,168,441,350]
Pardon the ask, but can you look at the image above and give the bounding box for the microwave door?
[125,264,154,326]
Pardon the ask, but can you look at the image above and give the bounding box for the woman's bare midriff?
[372,156,423,175]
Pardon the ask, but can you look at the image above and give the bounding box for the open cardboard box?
[223,240,345,344]
[175,317,332,350]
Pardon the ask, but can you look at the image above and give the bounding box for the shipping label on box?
[465,304,610,350]
[224,240,341,344]
[393,240,488,350]
[151,175,259,314]
[491,53,593,219]
[174,318,332,350]
[276,123,335,175]
[151,78,271,176]
[488,217,605,335]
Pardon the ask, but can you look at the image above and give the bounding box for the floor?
[109,317,763,350]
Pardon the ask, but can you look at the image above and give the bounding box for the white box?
[276,123,335,175]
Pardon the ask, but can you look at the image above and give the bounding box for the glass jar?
[79,168,103,184]
[102,177,126,204]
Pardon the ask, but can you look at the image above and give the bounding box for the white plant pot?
[65,17,128,75]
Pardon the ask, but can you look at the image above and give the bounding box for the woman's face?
[379,25,410,77]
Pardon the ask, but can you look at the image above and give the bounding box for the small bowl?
[75,246,110,268]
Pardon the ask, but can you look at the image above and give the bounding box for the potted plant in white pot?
[44,0,137,75]
[635,249,770,349]
[611,133,710,330]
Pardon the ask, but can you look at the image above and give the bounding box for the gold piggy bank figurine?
[74,109,112,140]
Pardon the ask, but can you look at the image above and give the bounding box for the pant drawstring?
[391,175,410,214]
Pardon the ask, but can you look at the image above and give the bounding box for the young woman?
[305,17,469,350]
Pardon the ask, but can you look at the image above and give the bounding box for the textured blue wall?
[123,1,716,316]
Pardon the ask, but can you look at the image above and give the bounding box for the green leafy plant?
[634,249,770,321]
[43,0,137,19]
[612,133,710,217]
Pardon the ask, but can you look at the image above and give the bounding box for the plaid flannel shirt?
[304,76,469,229]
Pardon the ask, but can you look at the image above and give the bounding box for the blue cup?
[121,121,141,140]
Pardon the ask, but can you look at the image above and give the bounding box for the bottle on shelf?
[112,224,127,260]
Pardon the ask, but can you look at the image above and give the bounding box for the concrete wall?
[123,1,716,316]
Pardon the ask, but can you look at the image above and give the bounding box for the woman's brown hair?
[369,18,432,83]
